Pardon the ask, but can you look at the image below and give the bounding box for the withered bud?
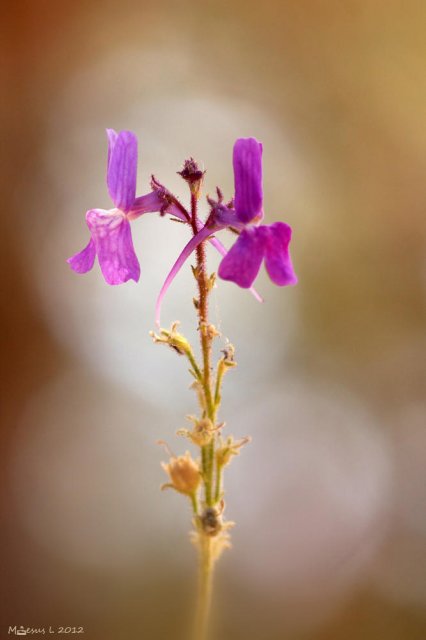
[216,436,251,468]
[221,343,236,367]
[200,322,221,340]
[150,322,191,356]
[178,158,205,195]
[161,451,201,496]
[178,416,214,447]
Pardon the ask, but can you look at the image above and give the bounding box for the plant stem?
[190,187,216,640]
[190,492,199,515]
[186,348,203,383]
[190,192,214,417]
[194,534,213,640]
[190,191,215,505]
[214,463,223,504]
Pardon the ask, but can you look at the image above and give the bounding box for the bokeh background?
[1,1,425,639]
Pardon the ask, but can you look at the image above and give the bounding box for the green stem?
[214,463,223,504]
[203,440,214,506]
[190,492,199,515]
[194,535,213,640]
[186,348,203,383]
[213,360,226,417]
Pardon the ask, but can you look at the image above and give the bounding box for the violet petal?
[218,228,265,288]
[106,130,137,213]
[208,234,263,302]
[261,222,297,286]
[106,128,118,168]
[211,203,246,231]
[86,208,140,284]
[67,238,96,274]
[233,138,263,224]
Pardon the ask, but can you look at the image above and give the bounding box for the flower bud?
[178,158,205,196]
[161,451,201,496]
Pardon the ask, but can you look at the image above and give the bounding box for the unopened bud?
[178,158,205,196]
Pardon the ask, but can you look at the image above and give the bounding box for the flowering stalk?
[189,170,217,639]
[67,130,297,640]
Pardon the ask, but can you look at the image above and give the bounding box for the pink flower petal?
[208,234,263,302]
[86,208,140,284]
[233,138,263,224]
[106,130,137,213]
[218,228,265,288]
[106,128,118,168]
[67,238,96,274]
[261,222,297,286]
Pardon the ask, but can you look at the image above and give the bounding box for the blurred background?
[1,1,425,638]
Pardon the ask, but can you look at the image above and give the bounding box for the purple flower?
[68,129,167,285]
[217,137,297,288]
[154,138,295,324]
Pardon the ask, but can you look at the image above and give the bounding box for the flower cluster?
[68,129,297,317]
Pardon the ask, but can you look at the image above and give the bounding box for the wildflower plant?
[68,130,297,639]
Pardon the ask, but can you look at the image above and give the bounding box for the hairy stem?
[190,193,214,417]
[190,191,215,505]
